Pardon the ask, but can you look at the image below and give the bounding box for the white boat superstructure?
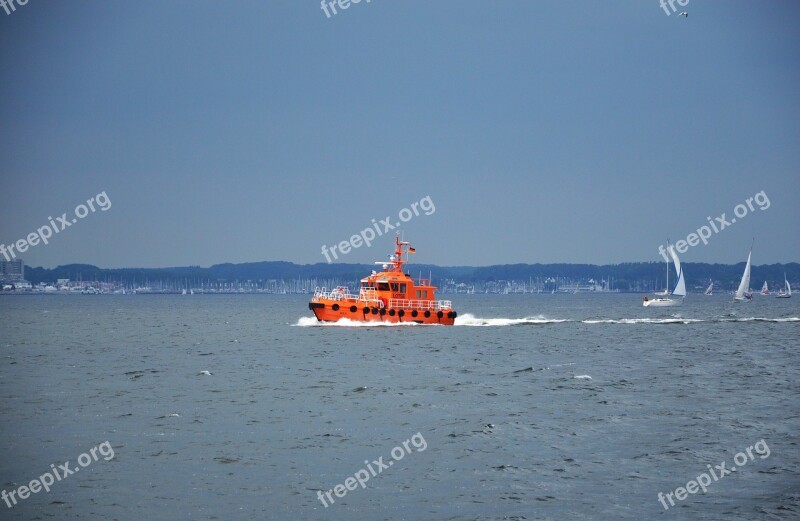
[644,242,686,307]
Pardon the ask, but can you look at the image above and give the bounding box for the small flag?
[409,247,416,254]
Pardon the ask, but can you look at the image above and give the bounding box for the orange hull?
[308,235,457,326]
[309,300,456,325]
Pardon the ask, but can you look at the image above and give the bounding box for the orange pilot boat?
[308,236,458,325]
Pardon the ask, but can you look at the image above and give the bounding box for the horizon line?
[22,259,800,271]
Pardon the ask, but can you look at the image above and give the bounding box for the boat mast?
[390,233,411,274]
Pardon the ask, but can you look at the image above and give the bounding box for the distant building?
[0,258,24,282]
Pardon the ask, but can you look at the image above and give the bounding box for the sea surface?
[1,293,798,520]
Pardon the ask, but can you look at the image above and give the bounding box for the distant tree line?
[20,261,800,292]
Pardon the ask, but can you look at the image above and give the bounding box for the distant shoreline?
[3,259,797,296]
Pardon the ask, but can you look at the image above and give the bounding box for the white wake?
[294,316,420,327]
[454,313,570,326]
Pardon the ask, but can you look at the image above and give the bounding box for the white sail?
[668,245,686,297]
[777,273,792,298]
[705,281,713,295]
[735,250,752,299]
[643,241,685,307]
[761,281,769,294]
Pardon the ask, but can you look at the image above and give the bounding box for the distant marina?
[2,257,796,296]
[1,277,792,297]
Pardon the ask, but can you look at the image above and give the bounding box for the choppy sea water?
[1,293,798,520]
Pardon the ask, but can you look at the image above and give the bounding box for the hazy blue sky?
[2,1,798,268]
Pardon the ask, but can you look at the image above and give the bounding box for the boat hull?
[643,298,682,307]
[309,301,456,325]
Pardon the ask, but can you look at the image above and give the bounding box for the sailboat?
[643,242,686,307]
[653,247,672,297]
[733,248,753,302]
[760,281,769,295]
[776,274,792,298]
[704,280,713,296]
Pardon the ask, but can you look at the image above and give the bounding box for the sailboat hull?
[643,298,682,307]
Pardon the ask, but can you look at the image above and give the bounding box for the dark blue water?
[1,294,798,520]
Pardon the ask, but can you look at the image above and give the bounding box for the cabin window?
[399,283,407,292]
[377,282,390,291]
[390,283,399,291]
[416,289,427,298]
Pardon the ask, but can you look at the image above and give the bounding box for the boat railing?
[312,287,452,310]
[312,286,357,302]
[359,288,379,301]
[388,298,452,310]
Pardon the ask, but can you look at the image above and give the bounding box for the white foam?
[582,318,702,325]
[573,375,592,380]
[722,317,800,323]
[294,316,419,327]
[295,315,799,327]
[454,313,569,327]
